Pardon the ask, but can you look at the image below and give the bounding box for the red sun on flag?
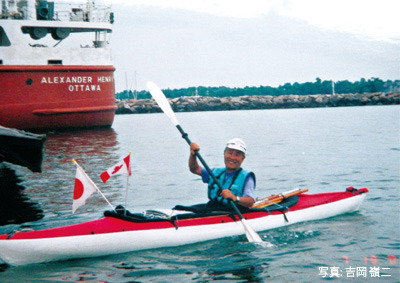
[73,178,84,200]
[72,160,98,214]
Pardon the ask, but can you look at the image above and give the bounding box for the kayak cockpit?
[103,196,300,224]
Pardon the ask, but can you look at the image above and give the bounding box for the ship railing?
[0,1,113,24]
[55,3,113,24]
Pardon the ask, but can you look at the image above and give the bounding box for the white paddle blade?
[242,219,264,243]
[146,81,179,126]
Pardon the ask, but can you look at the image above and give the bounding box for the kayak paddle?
[146,81,263,243]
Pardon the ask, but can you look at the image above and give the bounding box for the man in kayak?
[189,138,256,208]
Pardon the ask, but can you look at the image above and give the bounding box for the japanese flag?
[100,154,131,183]
[72,162,98,213]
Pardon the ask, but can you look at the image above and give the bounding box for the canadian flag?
[72,161,98,213]
[100,153,131,184]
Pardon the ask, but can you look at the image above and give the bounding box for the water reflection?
[0,166,44,226]
[0,128,121,227]
[44,127,119,165]
[110,238,270,282]
[24,128,122,219]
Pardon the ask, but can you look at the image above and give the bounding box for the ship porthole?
[26,79,33,86]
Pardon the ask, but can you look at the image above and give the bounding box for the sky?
[97,0,400,92]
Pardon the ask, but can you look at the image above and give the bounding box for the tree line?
[116,78,400,100]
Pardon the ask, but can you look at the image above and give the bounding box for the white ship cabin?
[0,0,114,66]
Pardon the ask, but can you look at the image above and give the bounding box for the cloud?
[110,4,399,92]
[280,0,400,43]
[104,0,280,18]
[104,0,400,43]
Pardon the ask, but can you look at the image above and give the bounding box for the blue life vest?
[207,168,255,205]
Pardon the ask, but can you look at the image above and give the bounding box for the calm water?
[0,105,399,282]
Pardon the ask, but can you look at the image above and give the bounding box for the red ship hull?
[0,65,117,131]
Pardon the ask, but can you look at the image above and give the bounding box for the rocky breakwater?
[116,92,399,114]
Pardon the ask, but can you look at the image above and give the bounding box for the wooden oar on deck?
[252,188,309,208]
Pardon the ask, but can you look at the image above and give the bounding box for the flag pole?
[72,159,116,212]
[124,152,132,215]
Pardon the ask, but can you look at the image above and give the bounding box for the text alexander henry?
[41,76,113,92]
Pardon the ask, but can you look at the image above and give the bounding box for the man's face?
[224,148,245,173]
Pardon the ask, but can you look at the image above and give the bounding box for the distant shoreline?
[116,92,400,114]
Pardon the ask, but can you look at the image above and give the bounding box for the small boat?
[0,0,116,131]
[0,187,368,266]
[0,125,46,172]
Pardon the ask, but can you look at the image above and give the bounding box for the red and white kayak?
[0,187,368,266]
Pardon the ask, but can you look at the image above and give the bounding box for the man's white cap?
[226,138,247,154]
